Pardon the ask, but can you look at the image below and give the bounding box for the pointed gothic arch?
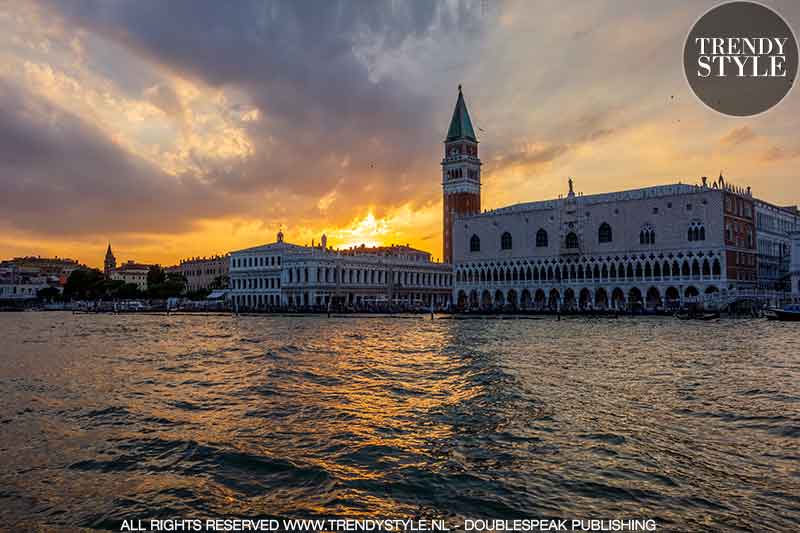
[501,231,513,250]
[536,228,548,247]
[598,222,613,243]
[566,232,579,248]
[470,234,480,252]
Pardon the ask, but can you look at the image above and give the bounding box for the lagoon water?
[0,312,798,531]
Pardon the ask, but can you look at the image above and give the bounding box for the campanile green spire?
[446,85,477,142]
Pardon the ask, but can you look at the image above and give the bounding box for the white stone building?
[445,89,761,311]
[755,201,799,290]
[791,231,800,301]
[229,231,302,309]
[452,180,754,311]
[282,239,452,309]
[229,232,452,310]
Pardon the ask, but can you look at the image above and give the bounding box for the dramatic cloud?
[0,78,232,235]
[1,0,799,266]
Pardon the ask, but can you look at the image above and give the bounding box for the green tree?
[147,265,166,287]
[185,288,211,301]
[147,271,186,299]
[210,275,229,289]
[63,268,105,301]
[37,286,61,303]
[115,282,141,300]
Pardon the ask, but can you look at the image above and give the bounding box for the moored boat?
[674,311,720,321]
[766,304,800,321]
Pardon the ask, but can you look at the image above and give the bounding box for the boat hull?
[774,311,800,322]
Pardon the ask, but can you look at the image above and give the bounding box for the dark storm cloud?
[40,0,486,219]
[0,79,228,235]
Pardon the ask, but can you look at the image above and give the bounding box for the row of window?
[456,257,723,284]
[232,255,280,269]
[285,267,451,288]
[235,294,281,307]
[183,268,225,277]
[233,277,280,290]
[725,221,754,248]
[756,211,797,233]
[470,222,707,252]
[445,167,479,180]
[726,196,753,218]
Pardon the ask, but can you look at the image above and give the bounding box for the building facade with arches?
[452,178,757,311]
[791,231,800,301]
[230,232,452,310]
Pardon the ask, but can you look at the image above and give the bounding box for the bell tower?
[442,85,481,264]
[104,243,116,278]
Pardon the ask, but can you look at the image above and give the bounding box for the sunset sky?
[1,0,799,268]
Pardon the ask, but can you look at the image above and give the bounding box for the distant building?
[110,260,150,290]
[791,231,800,301]
[755,201,799,290]
[1,256,84,289]
[166,254,229,292]
[102,244,152,290]
[229,231,452,310]
[104,243,116,277]
[0,264,56,302]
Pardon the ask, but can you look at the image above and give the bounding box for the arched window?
[598,223,613,243]
[640,224,655,245]
[536,228,548,248]
[501,232,513,250]
[470,234,480,252]
[566,232,579,248]
[688,221,706,242]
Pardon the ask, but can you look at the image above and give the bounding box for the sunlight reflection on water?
[0,312,798,531]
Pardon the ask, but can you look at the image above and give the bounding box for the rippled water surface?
[1,312,799,531]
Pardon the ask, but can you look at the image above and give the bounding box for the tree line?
[40,266,226,302]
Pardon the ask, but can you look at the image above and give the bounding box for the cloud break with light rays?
[1,0,799,267]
